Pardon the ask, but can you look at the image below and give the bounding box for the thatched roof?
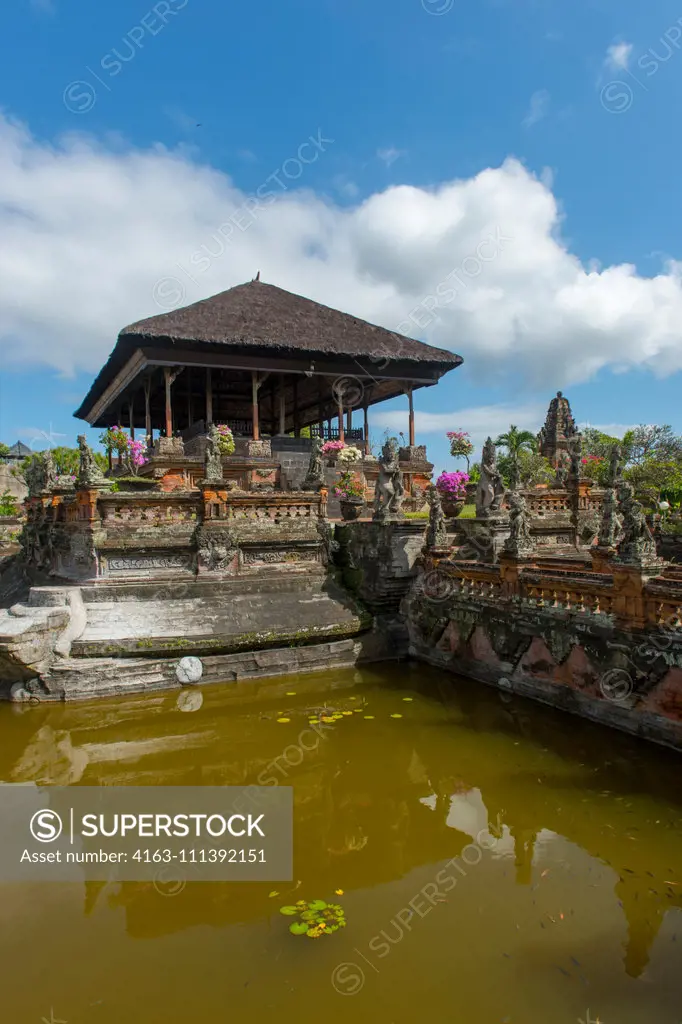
[120,280,461,365]
[75,280,462,422]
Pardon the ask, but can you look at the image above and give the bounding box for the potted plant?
[321,440,346,464]
[337,445,363,466]
[215,424,236,456]
[435,470,469,518]
[334,471,365,521]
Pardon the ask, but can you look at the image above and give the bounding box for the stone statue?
[373,438,404,521]
[597,487,620,548]
[204,424,224,482]
[302,436,325,491]
[553,451,570,488]
[607,443,623,488]
[503,491,534,557]
[566,435,583,481]
[424,485,448,553]
[475,437,505,518]
[616,482,658,563]
[44,450,57,491]
[76,434,107,487]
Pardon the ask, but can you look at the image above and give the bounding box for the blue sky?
[2,0,682,474]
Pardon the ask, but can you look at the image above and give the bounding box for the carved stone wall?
[404,555,682,750]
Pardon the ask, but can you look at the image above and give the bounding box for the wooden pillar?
[406,386,415,447]
[317,380,324,438]
[205,368,213,426]
[251,371,260,441]
[363,402,369,455]
[128,400,135,440]
[326,418,332,440]
[278,374,286,435]
[186,367,192,430]
[293,379,300,437]
[346,407,352,435]
[144,375,152,441]
[337,397,345,444]
[164,367,173,438]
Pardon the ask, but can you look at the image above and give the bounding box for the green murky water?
[0,663,680,1024]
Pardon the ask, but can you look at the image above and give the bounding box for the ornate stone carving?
[566,434,583,482]
[372,438,405,521]
[598,487,620,549]
[76,434,107,488]
[503,492,534,558]
[302,436,324,491]
[195,525,239,573]
[204,424,224,483]
[43,451,57,491]
[424,485,449,553]
[615,482,658,564]
[553,451,570,488]
[475,437,505,518]
[106,554,190,572]
[538,391,579,467]
[607,443,624,488]
[153,436,185,457]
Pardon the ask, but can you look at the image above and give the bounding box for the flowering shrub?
[446,430,474,470]
[98,427,148,474]
[99,426,130,457]
[337,445,362,464]
[321,440,345,455]
[333,471,364,501]
[435,471,469,501]
[215,424,236,456]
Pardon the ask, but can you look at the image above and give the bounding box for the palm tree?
[494,425,537,489]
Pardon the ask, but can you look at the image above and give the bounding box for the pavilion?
[74,278,462,449]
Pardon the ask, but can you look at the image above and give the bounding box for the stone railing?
[99,493,199,525]
[420,555,682,632]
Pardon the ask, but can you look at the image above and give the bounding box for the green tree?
[0,490,19,516]
[494,425,537,489]
[0,443,10,461]
[498,449,554,488]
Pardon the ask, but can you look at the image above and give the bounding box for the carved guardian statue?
[615,482,658,564]
[204,424,224,482]
[503,491,534,558]
[302,435,325,491]
[76,434,107,487]
[475,437,505,518]
[373,438,404,521]
[424,485,449,553]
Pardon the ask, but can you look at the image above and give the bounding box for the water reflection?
[0,664,680,1023]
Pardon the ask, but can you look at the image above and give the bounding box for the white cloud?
[2,112,682,392]
[522,90,550,128]
[373,402,546,457]
[377,147,405,167]
[604,42,633,72]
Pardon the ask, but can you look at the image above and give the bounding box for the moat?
[1,663,680,1024]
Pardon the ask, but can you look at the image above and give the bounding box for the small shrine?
[537,391,580,467]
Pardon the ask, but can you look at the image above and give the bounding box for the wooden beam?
[293,378,300,437]
[363,402,369,455]
[337,396,345,444]
[128,400,135,440]
[141,346,444,385]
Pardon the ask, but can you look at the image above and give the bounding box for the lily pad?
[276,717,290,723]
[308,899,327,911]
[279,905,298,915]
[289,921,309,935]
